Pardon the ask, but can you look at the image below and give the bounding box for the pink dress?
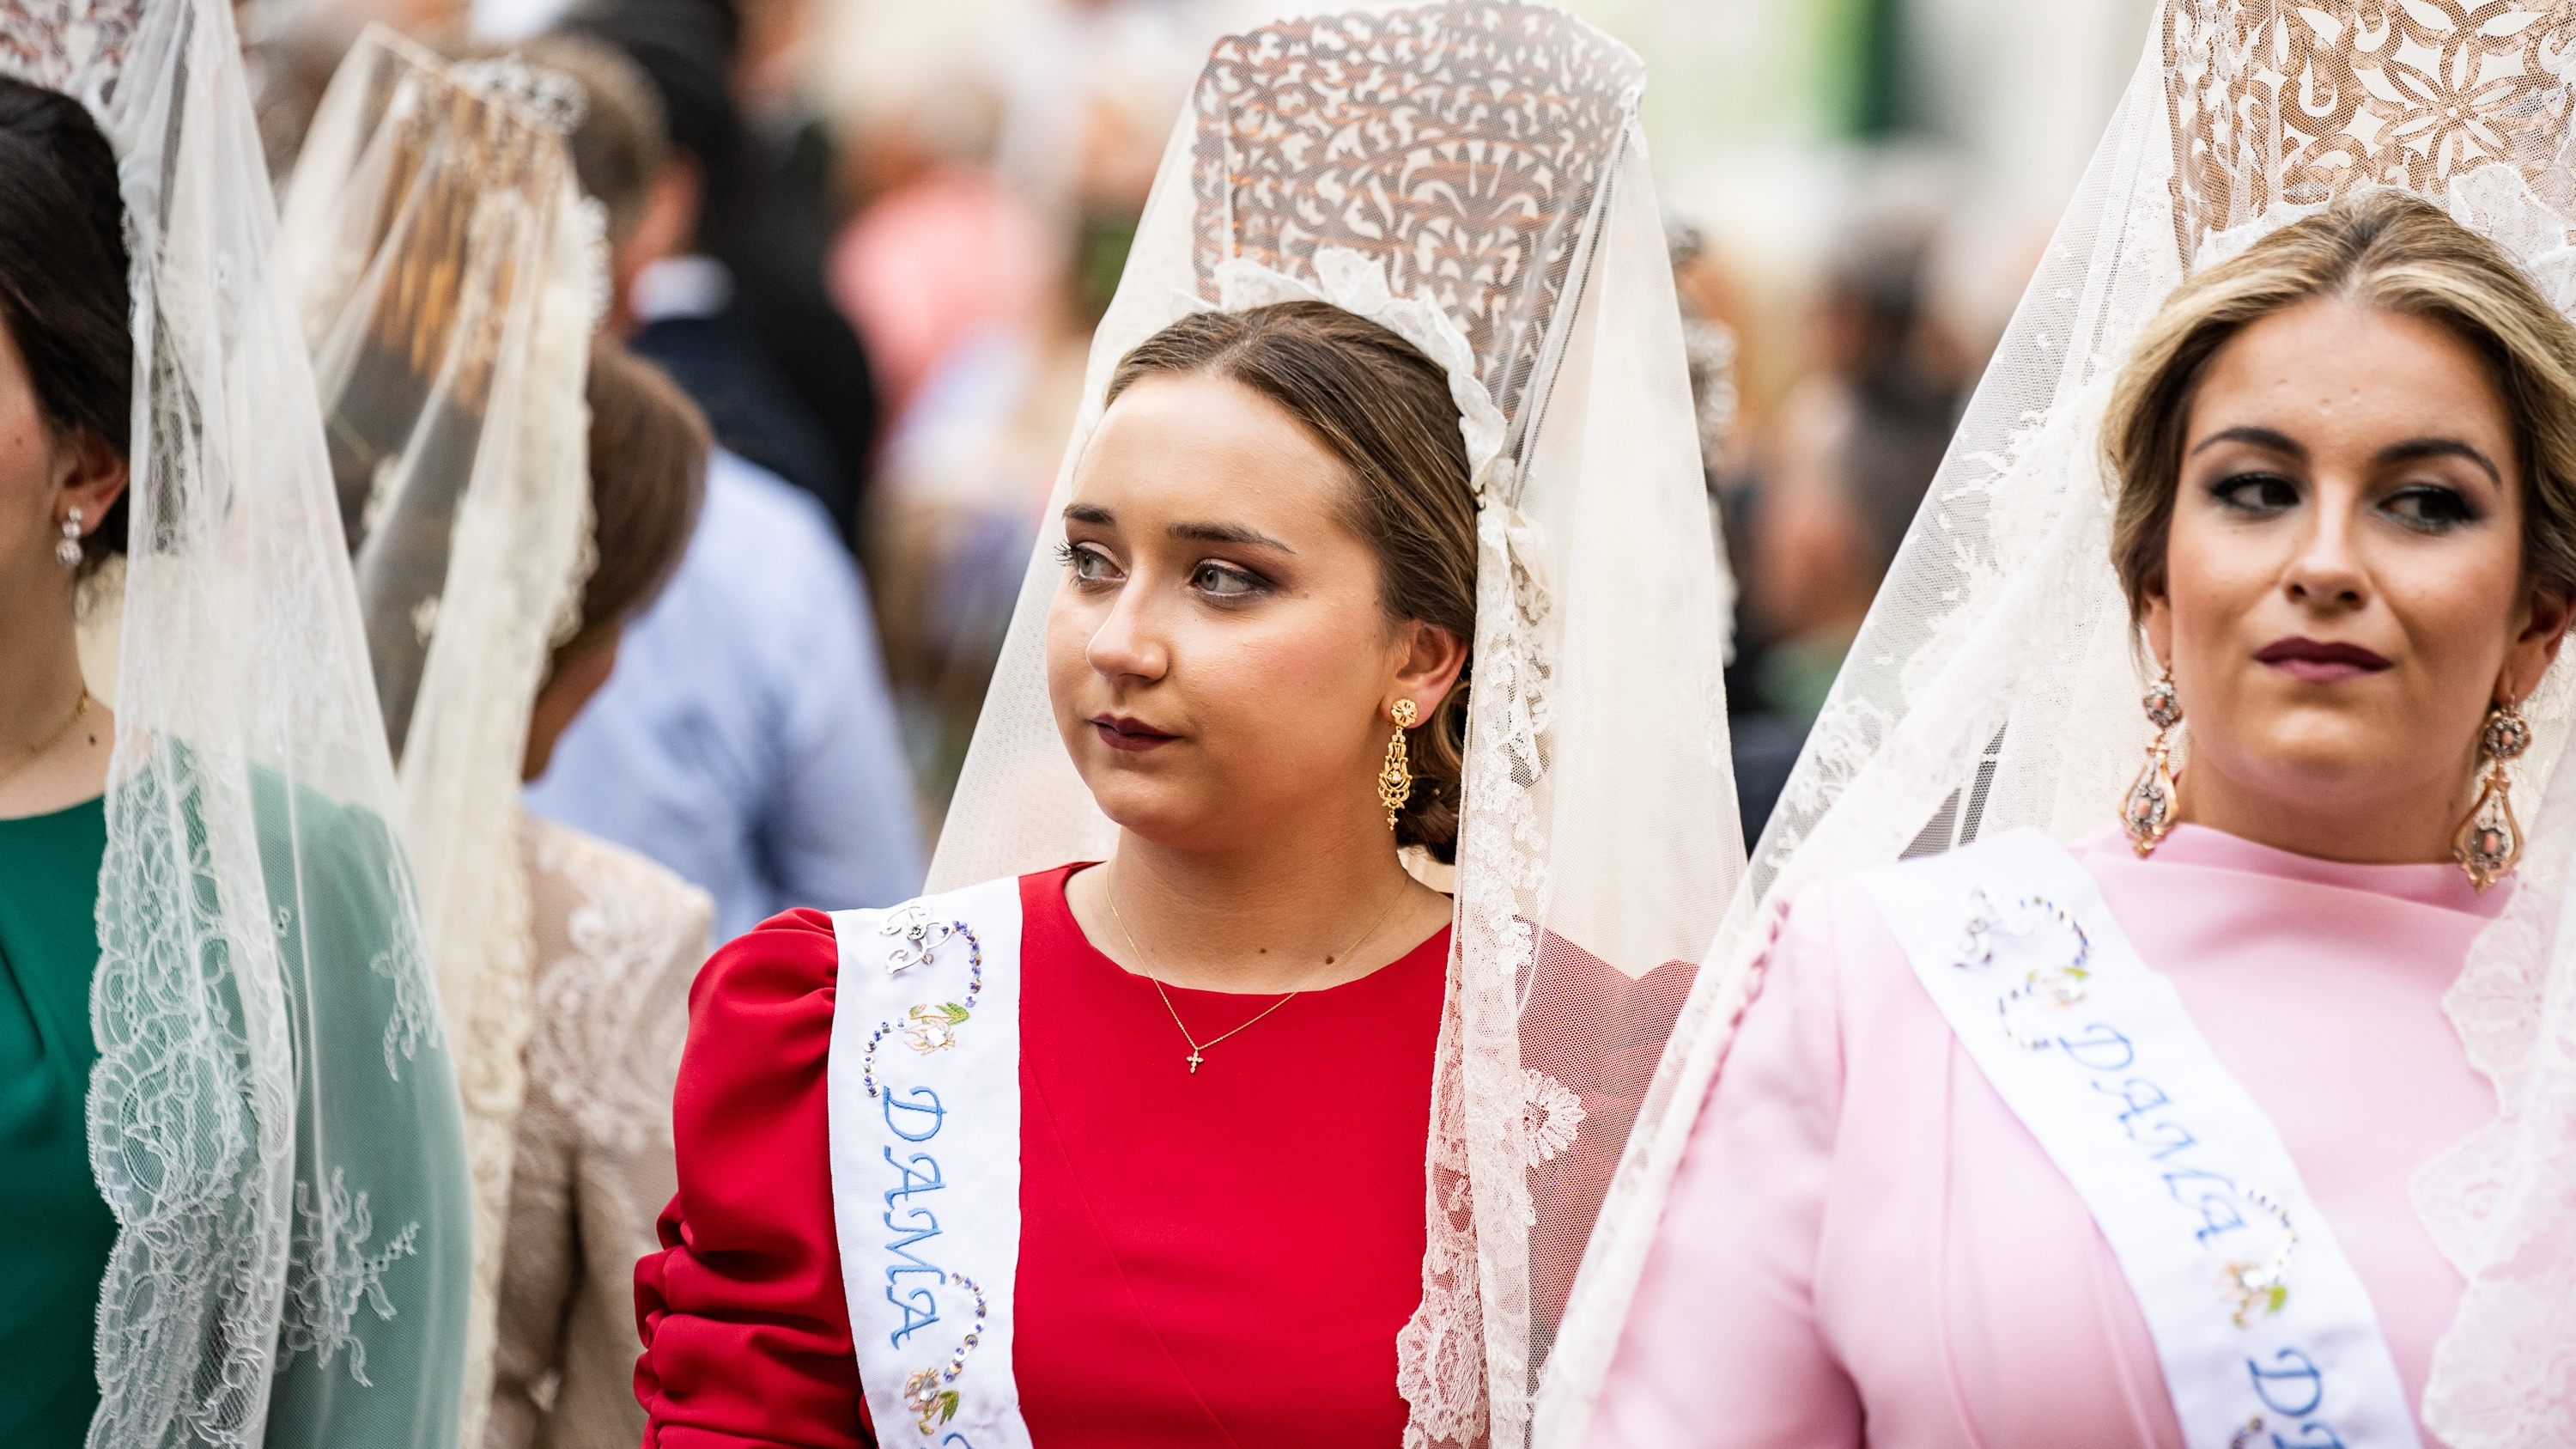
[1589,824,2506,1449]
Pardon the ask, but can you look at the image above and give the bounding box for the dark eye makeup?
[2381,483,2479,530]
[2203,469,2485,533]
[2209,472,2300,515]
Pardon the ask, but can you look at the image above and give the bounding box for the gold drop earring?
[2123,669,2183,856]
[1378,699,1419,831]
[2454,698,2532,893]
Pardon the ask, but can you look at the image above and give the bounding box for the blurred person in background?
[562,0,860,543]
[492,341,715,1449]
[519,26,923,938]
[821,0,1207,818]
[717,0,884,546]
[1727,209,1965,841]
[826,31,1074,817]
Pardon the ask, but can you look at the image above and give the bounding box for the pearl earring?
[55,508,83,569]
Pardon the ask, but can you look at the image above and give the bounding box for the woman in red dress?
[641,292,1467,1446]
[633,6,1745,1446]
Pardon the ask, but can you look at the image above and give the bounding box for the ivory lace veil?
[927,6,1743,1444]
[276,28,599,1446]
[1545,6,2576,1446]
[3,2,472,1446]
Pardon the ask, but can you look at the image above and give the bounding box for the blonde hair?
[2106,190,2576,621]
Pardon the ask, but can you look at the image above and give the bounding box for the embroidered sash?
[1858,828,2420,1449]
[828,878,1034,1449]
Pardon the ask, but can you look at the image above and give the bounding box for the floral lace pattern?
[1188,3,1643,432]
[88,752,294,1448]
[281,1169,423,1387]
[2164,1,2576,254]
[520,819,708,1156]
[0,0,144,105]
[366,862,443,1081]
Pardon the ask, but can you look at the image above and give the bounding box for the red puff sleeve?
[635,909,875,1448]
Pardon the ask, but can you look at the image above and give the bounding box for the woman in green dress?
[0,4,473,1444]
[0,65,151,1444]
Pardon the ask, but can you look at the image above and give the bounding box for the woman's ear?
[1390,622,1469,719]
[2140,569,2175,675]
[57,424,127,532]
[2505,582,2575,703]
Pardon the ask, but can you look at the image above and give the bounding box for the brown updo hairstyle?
[0,75,131,574]
[2106,190,2576,625]
[1104,300,1479,862]
[545,338,708,681]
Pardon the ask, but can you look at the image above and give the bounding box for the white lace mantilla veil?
[924,5,1742,1445]
[1,1,472,1446]
[276,27,598,1446]
[1540,4,2576,1446]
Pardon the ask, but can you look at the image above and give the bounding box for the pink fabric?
[827,167,1050,415]
[1589,824,2506,1449]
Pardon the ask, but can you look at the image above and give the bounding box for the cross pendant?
[1187,1048,1205,1075]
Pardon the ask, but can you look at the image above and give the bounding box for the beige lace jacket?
[484,817,712,1449]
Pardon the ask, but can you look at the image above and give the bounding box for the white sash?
[827,877,1034,1449]
[1858,829,2420,1449]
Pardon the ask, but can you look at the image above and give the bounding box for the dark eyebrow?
[2376,436,2502,487]
[1064,503,1115,527]
[2190,425,2307,460]
[1167,521,1295,552]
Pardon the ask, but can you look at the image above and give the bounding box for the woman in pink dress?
[1556,17,2576,1447]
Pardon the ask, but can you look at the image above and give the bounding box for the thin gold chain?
[0,688,91,790]
[1108,868,1408,1075]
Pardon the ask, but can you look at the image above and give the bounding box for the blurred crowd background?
[237,0,2156,874]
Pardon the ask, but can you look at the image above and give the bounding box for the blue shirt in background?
[527,449,925,941]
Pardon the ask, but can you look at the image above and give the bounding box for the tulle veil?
[1544,7,2576,1446]
[923,5,1745,1444]
[6,1,474,1444]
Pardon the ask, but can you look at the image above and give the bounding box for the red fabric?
[636,906,872,1449]
[635,869,1448,1447]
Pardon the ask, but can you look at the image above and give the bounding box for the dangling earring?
[2454,699,2532,893]
[54,508,82,569]
[1378,699,1419,831]
[2123,669,2183,856]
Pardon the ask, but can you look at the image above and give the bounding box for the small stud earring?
[55,508,83,569]
[1378,699,1419,831]
[2122,668,2183,855]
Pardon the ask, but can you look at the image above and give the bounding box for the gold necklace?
[0,688,91,789]
[1108,870,1408,1075]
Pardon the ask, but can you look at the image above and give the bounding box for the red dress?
[635,865,1449,1447]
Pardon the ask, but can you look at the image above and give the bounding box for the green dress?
[0,795,118,1444]
[0,766,470,1448]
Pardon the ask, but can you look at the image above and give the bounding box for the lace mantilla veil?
[927,6,1742,1444]
[276,28,600,1446]
[2,1,473,1446]
[1543,5,2576,1446]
